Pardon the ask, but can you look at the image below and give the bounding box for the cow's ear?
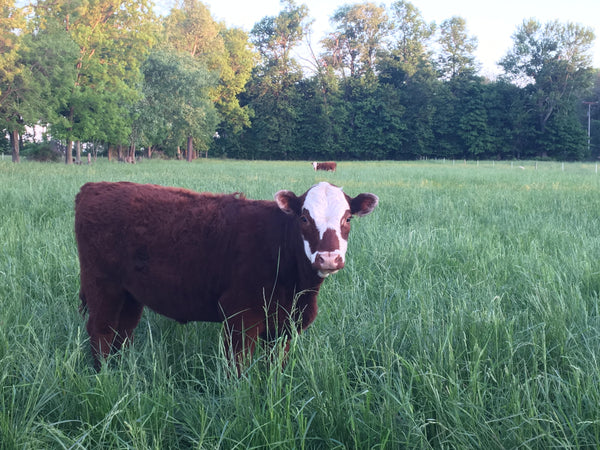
[275,190,301,215]
[350,193,379,217]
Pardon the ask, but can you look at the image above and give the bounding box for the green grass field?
[1,159,599,449]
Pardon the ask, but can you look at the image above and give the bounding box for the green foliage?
[436,16,478,80]
[32,0,158,154]
[2,160,600,448]
[231,5,595,161]
[322,2,389,78]
[20,141,62,162]
[236,0,309,159]
[0,0,24,101]
[0,0,29,161]
[386,0,436,78]
[3,1,598,162]
[499,19,596,153]
[136,48,219,155]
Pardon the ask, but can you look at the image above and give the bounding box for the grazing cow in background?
[312,161,337,172]
[75,181,378,372]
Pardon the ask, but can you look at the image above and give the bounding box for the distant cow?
[75,181,378,371]
[312,161,337,172]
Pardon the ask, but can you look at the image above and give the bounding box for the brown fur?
[313,162,337,172]
[75,182,325,371]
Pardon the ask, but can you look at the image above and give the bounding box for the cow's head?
[275,182,378,278]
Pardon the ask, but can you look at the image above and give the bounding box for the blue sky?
[187,0,600,77]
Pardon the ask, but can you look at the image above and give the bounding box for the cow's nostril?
[314,252,344,270]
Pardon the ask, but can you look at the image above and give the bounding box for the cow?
[312,161,337,172]
[74,181,378,372]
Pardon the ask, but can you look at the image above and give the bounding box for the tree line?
[1,0,599,163]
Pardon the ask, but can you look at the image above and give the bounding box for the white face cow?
[275,182,379,278]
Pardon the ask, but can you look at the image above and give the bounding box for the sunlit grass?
[1,159,599,448]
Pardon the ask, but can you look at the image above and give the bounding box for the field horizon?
[1,159,599,448]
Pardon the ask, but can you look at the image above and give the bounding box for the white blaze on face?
[275,181,378,278]
[302,182,350,277]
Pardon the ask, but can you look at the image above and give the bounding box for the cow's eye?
[300,216,308,223]
[346,216,352,223]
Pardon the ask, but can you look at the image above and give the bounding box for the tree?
[383,0,435,79]
[0,0,26,161]
[165,0,254,157]
[450,75,492,158]
[240,0,309,158]
[0,0,23,103]
[580,71,600,158]
[214,27,254,133]
[136,49,219,160]
[321,2,389,78]
[540,104,588,160]
[33,0,158,163]
[499,19,595,154]
[395,70,439,157]
[436,16,478,80]
[21,19,82,163]
[484,80,532,159]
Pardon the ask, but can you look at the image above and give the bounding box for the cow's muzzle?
[314,251,345,277]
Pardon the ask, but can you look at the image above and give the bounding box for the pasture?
[0,159,599,449]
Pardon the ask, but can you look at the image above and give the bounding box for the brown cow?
[312,161,337,172]
[75,181,378,371]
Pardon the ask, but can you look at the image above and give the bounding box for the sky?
[177,0,600,78]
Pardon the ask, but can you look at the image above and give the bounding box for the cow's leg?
[113,292,144,352]
[222,311,265,375]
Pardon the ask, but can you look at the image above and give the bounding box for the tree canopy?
[2,0,598,163]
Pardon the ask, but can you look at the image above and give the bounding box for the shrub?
[21,141,62,162]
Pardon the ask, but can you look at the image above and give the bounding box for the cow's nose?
[314,252,344,271]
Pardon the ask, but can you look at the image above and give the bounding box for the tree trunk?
[186,136,193,162]
[146,145,153,159]
[75,141,82,164]
[65,140,73,164]
[128,143,136,163]
[108,144,114,161]
[10,130,20,163]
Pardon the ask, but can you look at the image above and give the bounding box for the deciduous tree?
[33,0,157,163]
[383,0,435,79]
[321,2,388,78]
[0,0,26,161]
[436,16,478,80]
[500,19,595,151]
[136,49,219,160]
[241,0,309,158]
[164,0,254,157]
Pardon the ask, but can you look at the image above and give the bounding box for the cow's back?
[75,182,302,323]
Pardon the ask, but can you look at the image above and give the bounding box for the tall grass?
[1,159,599,448]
